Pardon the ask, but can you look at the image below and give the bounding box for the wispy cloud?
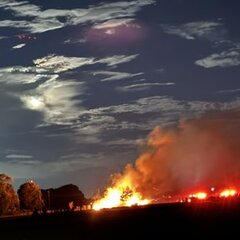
[161,21,223,40]
[93,71,143,82]
[116,82,175,92]
[98,54,139,67]
[63,39,87,45]
[77,96,240,133]
[93,18,135,29]
[0,67,56,85]
[0,151,114,180]
[103,138,139,147]
[3,1,41,16]
[0,0,155,34]
[56,152,110,171]
[218,88,240,94]
[195,46,240,68]
[0,53,137,78]
[12,43,26,49]
[161,20,240,68]
[33,54,139,73]
[0,51,140,129]
[0,161,40,179]
[0,19,64,33]
[6,154,33,159]
[33,54,96,73]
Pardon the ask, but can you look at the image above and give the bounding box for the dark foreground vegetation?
[1,200,240,239]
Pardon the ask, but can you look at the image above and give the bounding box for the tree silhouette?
[0,173,19,215]
[18,180,44,211]
[42,184,86,210]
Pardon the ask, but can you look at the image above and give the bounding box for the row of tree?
[0,173,43,215]
[0,173,88,215]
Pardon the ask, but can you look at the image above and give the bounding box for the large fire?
[181,188,238,203]
[92,111,240,210]
[93,177,150,210]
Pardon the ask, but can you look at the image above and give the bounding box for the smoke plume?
[111,110,240,199]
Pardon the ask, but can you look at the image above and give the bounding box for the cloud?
[116,82,175,92]
[218,88,240,94]
[0,67,83,127]
[55,152,111,172]
[0,51,140,130]
[93,18,135,29]
[0,19,64,33]
[63,39,87,45]
[195,47,240,68]
[1,151,111,180]
[161,21,223,40]
[93,71,143,82]
[12,43,26,49]
[3,1,41,17]
[0,54,138,83]
[0,66,46,75]
[78,96,240,133]
[0,67,56,85]
[161,21,240,68]
[0,0,155,34]
[20,77,85,126]
[91,18,143,38]
[104,96,186,114]
[6,154,33,159]
[103,138,139,147]
[98,54,139,67]
[33,54,139,73]
[33,54,96,73]
[2,151,125,195]
[0,161,40,179]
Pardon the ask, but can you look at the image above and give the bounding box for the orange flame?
[220,189,236,198]
[93,177,150,210]
[189,192,207,200]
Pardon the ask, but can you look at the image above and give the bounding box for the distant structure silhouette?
[41,184,86,211]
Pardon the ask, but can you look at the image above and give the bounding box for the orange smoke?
[94,110,240,209]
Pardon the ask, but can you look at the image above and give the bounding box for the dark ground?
[1,201,240,239]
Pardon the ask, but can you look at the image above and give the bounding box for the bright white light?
[22,96,44,110]
[105,29,116,35]
[29,96,44,109]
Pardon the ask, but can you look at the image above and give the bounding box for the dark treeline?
[41,184,91,211]
[0,173,91,216]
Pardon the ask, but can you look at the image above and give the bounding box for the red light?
[189,192,207,200]
[220,189,236,198]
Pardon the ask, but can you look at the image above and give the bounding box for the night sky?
[0,0,239,196]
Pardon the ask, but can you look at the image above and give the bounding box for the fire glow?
[220,189,236,198]
[189,192,207,200]
[93,180,150,211]
[92,111,240,210]
[183,188,238,203]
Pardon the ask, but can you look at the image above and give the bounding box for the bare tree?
[0,173,19,215]
[18,180,44,211]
